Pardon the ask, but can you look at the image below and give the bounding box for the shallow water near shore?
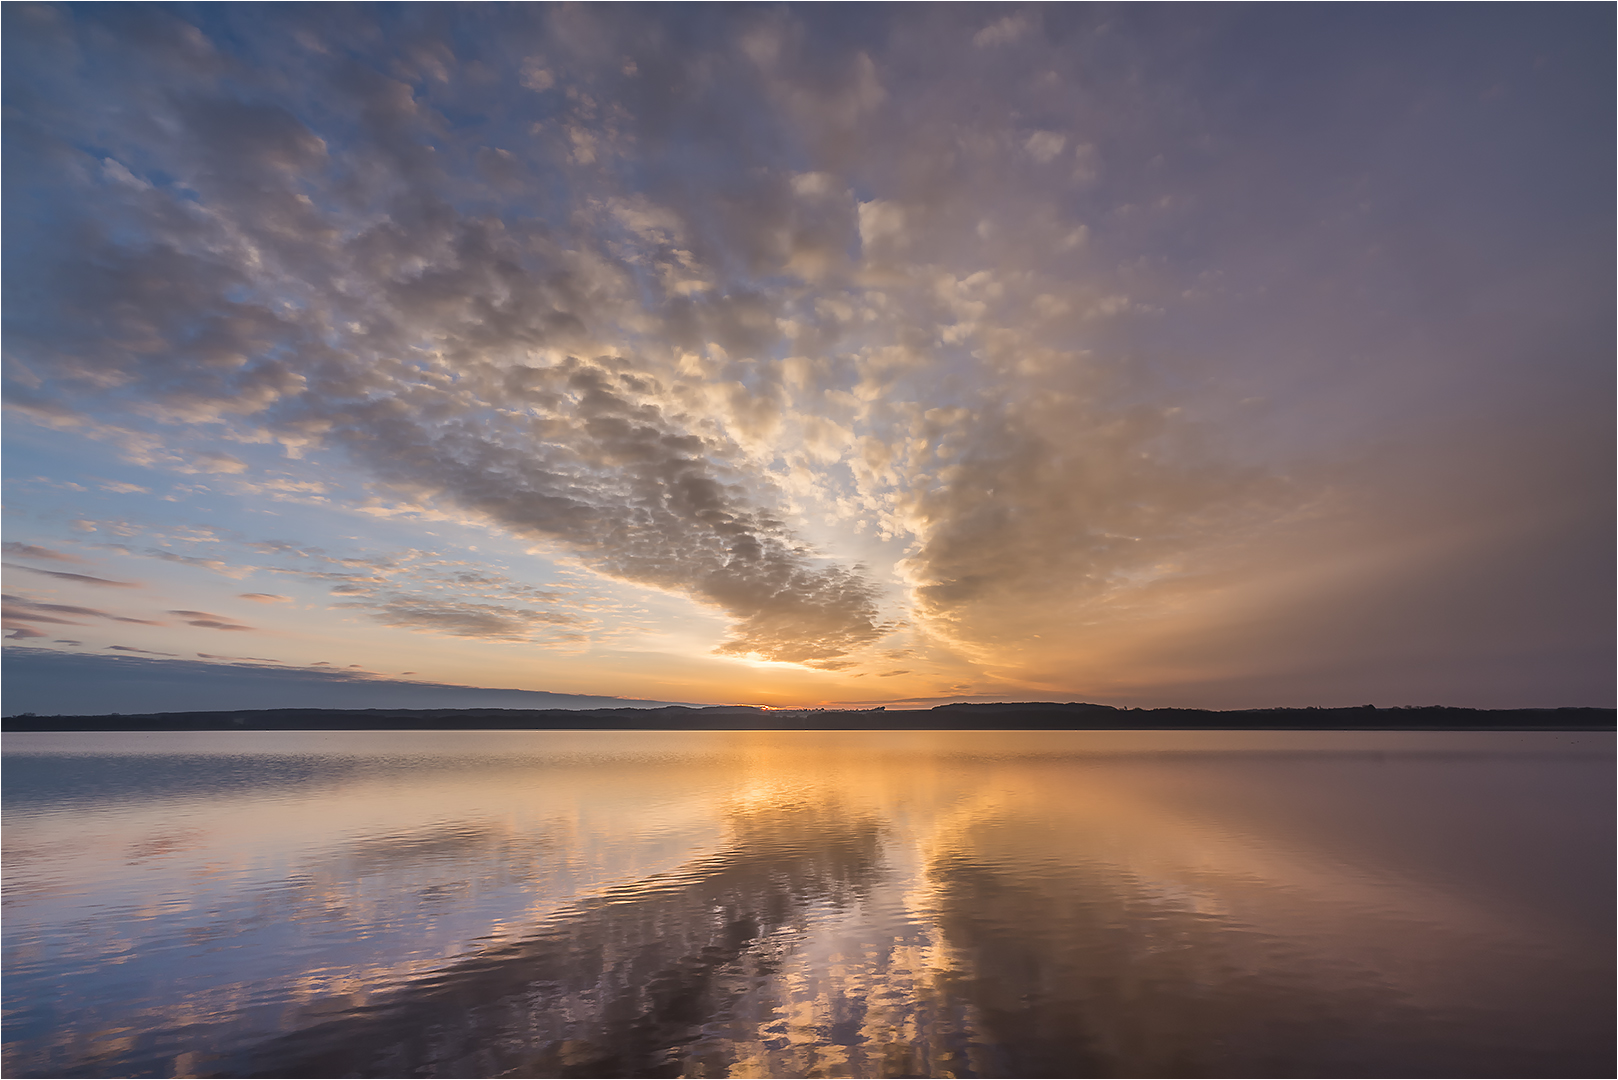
[3,729,1612,1078]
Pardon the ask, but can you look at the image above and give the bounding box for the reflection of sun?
[728,778,795,814]
[721,652,801,671]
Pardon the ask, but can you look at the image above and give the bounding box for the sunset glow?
[4,5,1611,711]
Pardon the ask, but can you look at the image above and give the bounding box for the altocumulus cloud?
[2,5,1610,702]
[0,5,1246,668]
[3,5,890,665]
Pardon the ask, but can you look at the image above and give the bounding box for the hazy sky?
[3,4,1612,711]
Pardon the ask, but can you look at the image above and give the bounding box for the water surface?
[4,729,1612,1077]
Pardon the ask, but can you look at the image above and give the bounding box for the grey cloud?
[171,95,328,179]
[3,564,139,588]
[262,567,387,591]
[249,540,327,558]
[321,360,885,660]
[3,601,85,626]
[973,13,1035,47]
[2,542,84,563]
[242,542,612,643]
[1,647,697,715]
[2,595,165,626]
[334,595,582,642]
[0,16,888,663]
[144,550,254,575]
[900,400,1286,632]
[167,610,255,632]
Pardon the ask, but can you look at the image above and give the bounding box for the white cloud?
[856,200,905,248]
[973,13,1034,48]
[1025,131,1066,163]
[520,57,555,91]
[791,172,834,198]
[177,452,249,475]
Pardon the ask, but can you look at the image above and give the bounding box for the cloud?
[520,57,555,92]
[856,200,905,247]
[176,451,249,475]
[334,595,580,642]
[1024,131,1066,163]
[237,592,290,603]
[167,610,255,631]
[141,549,256,579]
[1,648,697,715]
[890,398,1287,648]
[1,5,1609,704]
[973,13,1034,47]
[2,564,139,588]
[315,360,887,661]
[106,645,178,655]
[2,595,163,625]
[1,542,85,563]
[2,592,170,646]
[0,20,890,664]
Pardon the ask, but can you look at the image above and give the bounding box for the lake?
[3,729,1612,1078]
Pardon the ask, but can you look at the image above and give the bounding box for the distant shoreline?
[3,703,1612,733]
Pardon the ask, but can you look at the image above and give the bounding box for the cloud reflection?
[3,732,1610,1078]
[228,795,886,1077]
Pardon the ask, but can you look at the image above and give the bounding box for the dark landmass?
[3,702,1612,732]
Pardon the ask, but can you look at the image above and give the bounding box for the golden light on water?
[8,731,1609,1076]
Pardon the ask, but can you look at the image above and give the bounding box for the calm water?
[2,730,1612,1078]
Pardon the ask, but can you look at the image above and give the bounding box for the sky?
[2,3,1612,713]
